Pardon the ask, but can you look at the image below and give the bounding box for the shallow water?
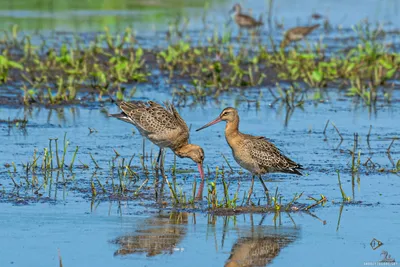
[1,0,399,32]
[1,85,400,266]
[1,200,398,267]
[1,1,400,266]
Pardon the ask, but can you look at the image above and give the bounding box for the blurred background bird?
[229,3,263,30]
[280,24,320,48]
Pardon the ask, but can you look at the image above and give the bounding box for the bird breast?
[228,137,261,174]
[287,32,305,41]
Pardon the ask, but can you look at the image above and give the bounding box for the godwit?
[196,107,302,198]
[230,3,263,30]
[110,101,205,198]
[280,24,320,48]
[113,212,187,257]
[225,234,295,267]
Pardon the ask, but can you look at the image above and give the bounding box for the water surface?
[1,87,399,266]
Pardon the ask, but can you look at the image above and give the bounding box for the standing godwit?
[110,101,205,198]
[225,234,295,267]
[280,24,320,48]
[196,107,302,198]
[230,4,263,30]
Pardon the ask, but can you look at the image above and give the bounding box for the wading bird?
[110,101,205,198]
[196,107,302,199]
[225,233,296,267]
[113,212,187,257]
[229,3,263,30]
[280,24,320,48]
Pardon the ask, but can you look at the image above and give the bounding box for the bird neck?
[175,143,191,158]
[225,118,240,139]
[280,38,289,49]
[235,6,241,15]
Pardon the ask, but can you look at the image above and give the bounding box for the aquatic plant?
[337,171,351,202]
[0,18,397,107]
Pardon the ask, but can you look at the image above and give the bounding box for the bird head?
[196,107,238,132]
[219,107,238,122]
[175,144,205,180]
[229,3,241,15]
[178,144,204,164]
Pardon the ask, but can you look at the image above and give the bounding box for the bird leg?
[238,28,243,40]
[195,163,205,200]
[154,148,164,201]
[157,175,166,202]
[159,148,166,179]
[258,175,271,205]
[154,148,162,178]
[247,175,255,205]
[258,175,269,192]
[156,148,163,168]
[142,137,146,159]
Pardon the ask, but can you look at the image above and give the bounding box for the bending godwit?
[230,4,263,30]
[114,212,187,257]
[196,107,302,198]
[280,24,320,48]
[110,101,205,198]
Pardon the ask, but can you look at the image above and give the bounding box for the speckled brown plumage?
[197,107,302,177]
[235,135,302,175]
[110,100,205,198]
[115,101,190,151]
[280,24,320,48]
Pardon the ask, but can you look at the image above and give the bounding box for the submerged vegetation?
[0,132,330,214]
[2,122,397,215]
[0,19,398,106]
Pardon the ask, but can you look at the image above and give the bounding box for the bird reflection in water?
[113,212,300,266]
[225,229,297,267]
[113,212,188,257]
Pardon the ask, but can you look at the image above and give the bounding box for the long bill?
[197,163,204,181]
[196,163,205,199]
[196,117,222,131]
